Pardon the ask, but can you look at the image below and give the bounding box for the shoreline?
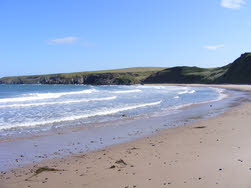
[145,83,251,91]
[0,86,239,172]
[1,84,251,188]
[0,85,231,142]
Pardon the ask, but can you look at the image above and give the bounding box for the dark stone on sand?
[115,159,127,165]
[33,167,60,176]
[194,126,206,129]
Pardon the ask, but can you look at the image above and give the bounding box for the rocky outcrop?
[0,73,142,85]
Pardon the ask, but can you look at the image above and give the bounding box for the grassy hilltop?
[1,53,251,85]
[0,67,166,85]
[144,53,251,84]
[144,65,230,84]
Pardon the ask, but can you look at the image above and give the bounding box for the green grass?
[0,67,166,84]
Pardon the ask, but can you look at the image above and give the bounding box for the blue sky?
[0,0,250,77]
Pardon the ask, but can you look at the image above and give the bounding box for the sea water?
[0,84,239,171]
[0,84,226,138]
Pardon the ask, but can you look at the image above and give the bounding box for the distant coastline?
[1,53,251,85]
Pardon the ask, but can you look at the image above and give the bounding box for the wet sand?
[1,84,251,188]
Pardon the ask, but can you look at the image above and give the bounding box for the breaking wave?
[178,90,196,95]
[0,96,116,108]
[0,101,162,130]
[0,89,97,103]
[112,89,142,94]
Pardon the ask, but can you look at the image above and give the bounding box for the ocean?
[2,84,243,171]
[0,84,225,138]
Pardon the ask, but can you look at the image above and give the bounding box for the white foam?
[0,89,97,103]
[112,89,142,94]
[172,88,228,110]
[212,88,228,101]
[0,101,162,130]
[174,96,180,99]
[0,96,116,108]
[178,90,196,95]
[135,85,168,89]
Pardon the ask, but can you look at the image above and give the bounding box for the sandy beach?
[1,84,251,188]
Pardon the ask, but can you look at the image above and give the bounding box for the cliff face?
[0,67,166,85]
[0,73,138,85]
[215,53,251,84]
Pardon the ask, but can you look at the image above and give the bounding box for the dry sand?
[1,84,251,188]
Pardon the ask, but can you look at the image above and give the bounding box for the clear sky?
[0,0,250,77]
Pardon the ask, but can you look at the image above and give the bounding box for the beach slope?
[1,85,251,188]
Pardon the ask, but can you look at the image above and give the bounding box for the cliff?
[0,67,165,85]
[144,53,251,84]
[215,53,251,84]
